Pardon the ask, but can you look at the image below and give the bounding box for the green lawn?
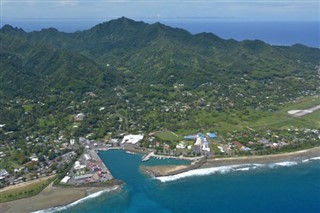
[155,131,181,141]
[245,96,320,130]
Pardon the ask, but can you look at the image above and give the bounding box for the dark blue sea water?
[3,20,319,47]
[159,20,320,48]
[47,150,320,213]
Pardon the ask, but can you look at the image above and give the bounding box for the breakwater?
[147,157,207,177]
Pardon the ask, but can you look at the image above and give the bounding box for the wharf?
[90,150,112,177]
[142,152,154,162]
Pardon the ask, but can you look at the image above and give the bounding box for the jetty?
[142,152,154,162]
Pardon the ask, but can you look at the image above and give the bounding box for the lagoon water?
[52,150,320,213]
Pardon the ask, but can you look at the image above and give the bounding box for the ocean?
[43,150,320,213]
[4,20,319,48]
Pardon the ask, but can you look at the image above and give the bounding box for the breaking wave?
[269,161,298,168]
[303,156,320,163]
[156,157,320,183]
[33,185,119,213]
[156,164,257,182]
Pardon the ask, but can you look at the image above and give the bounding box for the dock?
[141,152,154,162]
[90,150,113,179]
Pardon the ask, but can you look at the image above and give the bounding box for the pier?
[142,152,154,162]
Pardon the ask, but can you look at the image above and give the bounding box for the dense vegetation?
[0,17,319,173]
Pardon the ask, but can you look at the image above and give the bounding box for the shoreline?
[0,183,121,213]
[142,147,320,177]
[1,147,319,212]
[203,146,320,168]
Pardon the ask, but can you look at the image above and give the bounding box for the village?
[1,124,320,187]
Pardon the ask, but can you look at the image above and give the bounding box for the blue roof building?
[183,135,197,140]
[197,132,205,138]
[206,133,217,138]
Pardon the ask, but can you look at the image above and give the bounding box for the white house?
[0,169,9,180]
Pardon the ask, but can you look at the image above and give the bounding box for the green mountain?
[0,17,319,137]
[0,33,118,99]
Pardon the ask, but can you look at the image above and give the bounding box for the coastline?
[142,147,320,177]
[203,146,320,168]
[1,147,319,212]
[0,183,121,213]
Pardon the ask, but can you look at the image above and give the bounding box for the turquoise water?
[54,150,320,213]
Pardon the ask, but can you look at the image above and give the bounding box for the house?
[70,139,75,145]
[0,169,9,180]
[232,141,245,149]
[233,141,251,151]
[74,113,85,121]
[176,142,186,149]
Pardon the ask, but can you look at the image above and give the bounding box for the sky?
[0,0,319,37]
[1,0,319,23]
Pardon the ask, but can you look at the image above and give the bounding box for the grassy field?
[245,96,320,130]
[0,176,54,203]
[155,131,181,142]
[159,96,319,140]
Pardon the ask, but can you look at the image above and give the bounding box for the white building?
[176,142,186,149]
[60,176,70,184]
[194,136,210,152]
[70,139,75,145]
[121,134,144,144]
[74,161,86,170]
[84,154,91,161]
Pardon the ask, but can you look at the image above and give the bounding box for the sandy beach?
[0,183,120,213]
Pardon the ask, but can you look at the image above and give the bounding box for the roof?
[197,132,205,138]
[121,134,144,144]
[183,135,196,140]
[74,174,93,180]
[233,141,245,148]
[207,133,217,138]
[0,169,8,179]
[60,176,71,184]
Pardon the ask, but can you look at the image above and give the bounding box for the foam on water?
[236,167,251,171]
[270,161,298,167]
[310,156,320,160]
[33,185,119,213]
[156,164,257,182]
[156,157,320,183]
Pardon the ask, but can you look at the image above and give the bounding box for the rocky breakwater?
[141,157,207,177]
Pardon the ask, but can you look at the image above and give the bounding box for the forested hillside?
[0,17,319,142]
